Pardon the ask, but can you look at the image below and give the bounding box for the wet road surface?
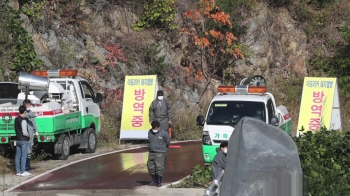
[12,141,203,192]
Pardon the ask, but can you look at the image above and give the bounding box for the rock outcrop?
[231,3,308,87]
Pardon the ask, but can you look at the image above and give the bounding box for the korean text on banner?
[120,75,158,140]
[297,77,337,135]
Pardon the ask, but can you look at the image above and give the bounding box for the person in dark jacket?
[149,90,173,132]
[147,121,171,187]
[14,105,32,177]
[212,141,228,180]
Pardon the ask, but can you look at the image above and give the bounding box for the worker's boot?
[157,176,162,187]
[149,175,157,186]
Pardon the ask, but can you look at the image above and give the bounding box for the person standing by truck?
[149,90,173,133]
[15,105,31,176]
[23,99,38,171]
[147,121,171,187]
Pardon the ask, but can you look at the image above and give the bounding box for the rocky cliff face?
[232,2,308,87]
[13,0,308,108]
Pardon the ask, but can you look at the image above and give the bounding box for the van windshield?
[206,101,266,126]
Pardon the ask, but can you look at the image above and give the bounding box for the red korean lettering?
[309,125,320,130]
[134,89,146,101]
[131,116,143,127]
[311,105,322,116]
[313,91,325,103]
[133,102,144,114]
[308,118,321,131]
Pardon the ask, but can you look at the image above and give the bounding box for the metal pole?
[24,86,29,103]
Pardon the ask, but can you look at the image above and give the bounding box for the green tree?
[143,43,168,84]
[131,0,178,31]
[0,0,42,81]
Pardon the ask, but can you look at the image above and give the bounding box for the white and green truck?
[196,76,292,164]
[0,70,102,159]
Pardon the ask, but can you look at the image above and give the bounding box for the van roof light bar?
[218,85,267,94]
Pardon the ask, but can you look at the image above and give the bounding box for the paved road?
[11,141,203,192]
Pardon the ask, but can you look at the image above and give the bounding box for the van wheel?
[85,128,97,153]
[57,135,70,160]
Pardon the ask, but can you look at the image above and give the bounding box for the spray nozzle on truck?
[196,75,292,164]
[0,70,102,159]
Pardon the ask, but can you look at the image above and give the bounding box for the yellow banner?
[121,75,157,131]
[297,77,337,135]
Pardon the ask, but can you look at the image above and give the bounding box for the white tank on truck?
[196,75,292,164]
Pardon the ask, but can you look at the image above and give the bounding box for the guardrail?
[203,171,224,196]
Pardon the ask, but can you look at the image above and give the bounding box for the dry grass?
[272,76,304,136]
[98,114,121,150]
[168,90,210,141]
[0,156,12,175]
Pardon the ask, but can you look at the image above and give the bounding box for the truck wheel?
[57,135,70,160]
[85,128,97,153]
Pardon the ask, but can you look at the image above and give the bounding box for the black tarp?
[220,117,302,196]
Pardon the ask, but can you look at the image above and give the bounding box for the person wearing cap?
[149,90,173,132]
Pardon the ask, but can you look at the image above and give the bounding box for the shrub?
[131,0,178,31]
[293,130,350,196]
[175,164,212,188]
[0,156,11,175]
[21,0,46,23]
[143,43,168,85]
[267,0,292,7]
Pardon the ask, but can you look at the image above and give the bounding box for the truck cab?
[197,81,292,164]
[0,70,103,159]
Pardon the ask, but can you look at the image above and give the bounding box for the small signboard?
[297,77,342,136]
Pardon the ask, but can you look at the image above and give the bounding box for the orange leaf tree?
[181,0,244,80]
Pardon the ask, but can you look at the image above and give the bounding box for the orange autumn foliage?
[182,0,243,59]
[183,62,205,84]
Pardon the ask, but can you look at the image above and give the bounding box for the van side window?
[267,99,274,124]
[79,81,96,102]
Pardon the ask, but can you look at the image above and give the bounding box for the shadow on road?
[136,180,151,185]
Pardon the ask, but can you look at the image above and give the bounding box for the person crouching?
[147,121,170,187]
